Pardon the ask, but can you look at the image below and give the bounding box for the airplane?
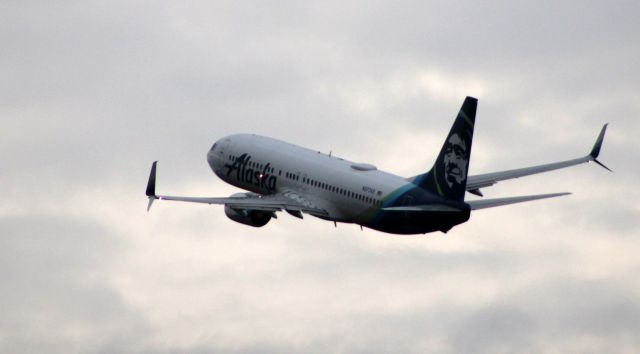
[145,96,610,235]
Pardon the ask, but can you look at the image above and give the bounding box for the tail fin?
[414,96,477,201]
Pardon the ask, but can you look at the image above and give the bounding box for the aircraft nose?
[207,140,222,168]
[207,137,232,175]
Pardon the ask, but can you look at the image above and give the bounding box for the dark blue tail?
[413,97,477,201]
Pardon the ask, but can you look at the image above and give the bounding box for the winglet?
[590,124,608,158]
[589,124,612,172]
[146,161,158,211]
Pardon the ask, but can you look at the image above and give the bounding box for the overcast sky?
[2,1,640,353]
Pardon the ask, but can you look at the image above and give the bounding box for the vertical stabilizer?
[414,97,477,201]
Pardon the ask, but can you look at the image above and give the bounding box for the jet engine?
[224,193,273,227]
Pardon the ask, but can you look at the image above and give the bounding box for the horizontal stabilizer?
[466,193,571,210]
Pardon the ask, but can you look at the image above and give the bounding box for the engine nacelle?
[224,193,272,227]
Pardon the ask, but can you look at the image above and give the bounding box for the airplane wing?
[145,162,329,217]
[465,124,610,196]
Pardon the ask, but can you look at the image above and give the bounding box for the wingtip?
[147,197,155,212]
[146,161,158,197]
[589,123,608,159]
[594,159,613,172]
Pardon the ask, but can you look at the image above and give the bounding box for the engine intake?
[223,193,272,227]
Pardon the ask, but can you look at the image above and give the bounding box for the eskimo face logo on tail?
[443,133,468,189]
[224,153,277,192]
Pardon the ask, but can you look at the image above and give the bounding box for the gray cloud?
[0,215,149,352]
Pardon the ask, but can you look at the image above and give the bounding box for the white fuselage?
[207,134,410,223]
[147,97,602,234]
